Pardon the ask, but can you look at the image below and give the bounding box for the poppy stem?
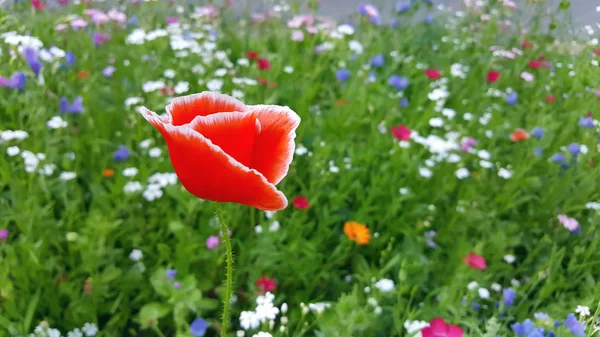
[215,203,233,337]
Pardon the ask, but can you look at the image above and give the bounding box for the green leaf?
[22,288,40,334]
[138,303,171,329]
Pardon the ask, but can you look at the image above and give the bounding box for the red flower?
[594,50,600,56]
[76,71,90,79]
[510,128,530,142]
[528,60,542,69]
[292,196,310,209]
[521,40,533,49]
[425,68,441,80]
[257,58,271,70]
[486,70,500,83]
[546,95,556,103]
[463,252,487,270]
[139,92,301,211]
[390,124,411,141]
[257,78,269,86]
[422,318,464,337]
[31,0,46,9]
[246,51,259,59]
[256,275,277,293]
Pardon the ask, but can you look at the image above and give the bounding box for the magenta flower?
[0,72,26,89]
[206,235,219,249]
[166,16,179,24]
[93,32,111,46]
[0,228,7,241]
[422,318,463,337]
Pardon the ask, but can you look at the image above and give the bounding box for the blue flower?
[336,69,351,82]
[529,327,545,337]
[507,92,518,105]
[471,301,480,311]
[65,51,76,67]
[190,318,208,337]
[60,96,85,114]
[564,314,585,337]
[400,97,409,107]
[396,1,410,12]
[424,13,433,23]
[388,75,409,91]
[503,288,516,306]
[370,54,384,67]
[511,319,535,337]
[531,127,544,139]
[578,116,594,128]
[113,145,131,161]
[166,269,177,280]
[534,312,549,320]
[567,143,580,157]
[534,147,543,157]
[0,72,26,90]
[23,48,42,76]
[551,153,566,164]
[391,19,399,28]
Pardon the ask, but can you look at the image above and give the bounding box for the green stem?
[215,203,234,337]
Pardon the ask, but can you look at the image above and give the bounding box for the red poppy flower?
[246,51,259,59]
[486,70,500,83]
[528,60,542,69]
[546,95,556,103]
[257,58,271,70]
[390,124,411,141]
[256,275,277,293]
[292,196,310,209]
[422,318,463,337]
[425,68,441,80]
[139,92,301,211]
[31,0,46,9]
[510,128,530,142]
[463,252,487,270]
[76,71,90,79]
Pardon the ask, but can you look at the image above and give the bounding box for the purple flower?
[336,69,351,82]
[113,145,130,161]
[503,287,516,306]
[400,97,409,107]
[93,32,111,46]
[511,319,535,337]
[23,48,42,76]
[370,54,384,67]
[166,16,179,24]
[531,126,544,139]
[206,235,219,249]
[564,314,585,337]
[396,1,410,12]
[166,269,177,280]
[551,153,566,164]
[0,72,26,90]
[391,19,399,28]
[578,116,594,128]
[0,228,7,241]
[424,13,433,23]
[388,75,409,91]
[359,3,379,18]
[103,66,116,77]
[471,301,480,311]
[507,92,518,105]
[127,15,138,27]
[60,96,85,114]
[174,281,181,289]
[534,147,543,157]
[190,318,208,337]
[65,51,76,67]
[567,143,580,157]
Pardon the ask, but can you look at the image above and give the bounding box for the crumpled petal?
[166,92,247,126]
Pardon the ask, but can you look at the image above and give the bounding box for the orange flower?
[102,168,115,177]
[510,128,529,142]
[343,221,371,245]
[76,71,90,79]
[139,92,300,211]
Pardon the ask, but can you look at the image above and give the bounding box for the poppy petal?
[166,92,247,126]
[187,112,260,168]
[429,318,448,336]
[140,107,287,211]
[246,105,301,184]
[448,325,464,337]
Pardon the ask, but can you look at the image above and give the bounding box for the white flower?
[163,69,176,78]
[491,283,502,292]
[337,24,355,35]
[429,117,444,127]
[236,331,246,337]
[129,249,143,261]
[511,278,521,287]
[308,302,331,314]
[126,29,146,44]
[295,145,308,156]
[240,311,260,330]
[478,150,491,160]
[81,322,98,336]
[504,254,516,264]
[47,116,68,129]
[478,287,490,299]
[254,225,263,234]
[67,328,83,337]
[59,171,77,181]
[586,202,600,210]
[123,181,143,194]
[252,332,273,337]
[122,167,139,177]
[479,160,493,168]
[256,302,279,321]
[143,184,163,201]
[125,97,143,108]
[463,112,473,120]
[7,146,20,156]
[284,66,294,74]
[348,40,363,54]
[329,165,340,173]
[215,68,227,77]
[428,88,450,101]
[148,147,162,158]
[139,139,152,149]
[148,172,177,187]
[576,305,590,317]
[399,188,409,195]
[467,281,479,290]
[404,320,430,334]
[419,167,432,178]
[142,80,165,93]
[455,168,470,179]
[442,108,456,119]
[374,278,395,292]
[498,168,513,179]
[40,164,56,176]
[269,221,280,232]
[206,79,224,92]
[237,58,249,66]
[174,81,189,94]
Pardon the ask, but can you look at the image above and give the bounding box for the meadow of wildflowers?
[1,0,600,336]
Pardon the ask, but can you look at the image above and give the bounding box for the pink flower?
[195,6,218,18]
[55,23,69,31]
[85,9,110,25]
[0,228,7,242]
[166,16,179,24]
[521,72,534,82]
[463,252,487,270]
[206,235,219,249]
[390,125,411,141]
[107,9,127,24]
[557,215,580,232]
[425,68,442,80]
[71,18,88,29]
[291,30,304,41]
[287,15,315,28]
[422,318,463,337]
